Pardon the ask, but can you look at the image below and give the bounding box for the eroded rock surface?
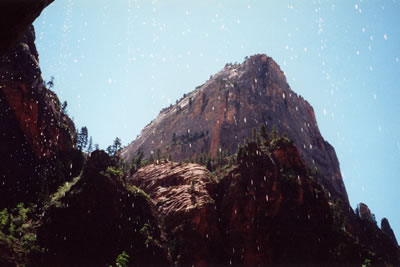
[129,140,400,266]
[130,163,221,266]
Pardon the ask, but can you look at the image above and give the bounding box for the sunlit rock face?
[0,0,53,55]
[0,25,78,207]
[122,54,348,202]
[130,162,222,266]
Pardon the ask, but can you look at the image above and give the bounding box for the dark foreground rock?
[36,151,170,266]
[0,0,53,55]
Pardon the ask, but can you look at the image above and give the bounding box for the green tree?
[77,126,88,151]
[115,251,130,267]
[109,251,130,267]
[47,76,55,90]
[260,124,268,142]
[148,154,154,164]
[106,146,113,156]
[0,208,9,231]
[156,148,161,163]
[87,136,93,153]
[113,137,122,154]
[206,157,212,172]
[61,100,68,114]
[172,133,177,144]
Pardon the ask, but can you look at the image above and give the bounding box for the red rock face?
[0,25,75,159]
[0,25,77,206]
[122,54,348,202]
[128,141,400,266]
[130,162,221,266]
[127,142,344,265]
[359,202,372,221]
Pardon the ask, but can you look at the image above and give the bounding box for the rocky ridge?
[126,137,400,266]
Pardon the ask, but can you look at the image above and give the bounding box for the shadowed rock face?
[122,54,348,202]
[0,25,79,207]
[0,0,53,56]
[128,141,400,266]
[381,218,399,247]
[36,151,170,266]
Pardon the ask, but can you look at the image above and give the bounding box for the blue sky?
[34,1,400,239]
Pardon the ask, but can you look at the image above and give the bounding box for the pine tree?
[260,124,268,142]
[148,154,154,164]
[47,76,55,90]
[61,101,68,115]
[172,133,177,144]
[206,157,212,172]
[113,137,122,154]
[77,126,88,151]
[156,148,161,163]
[106,145,113,156]
[87,136,93,153]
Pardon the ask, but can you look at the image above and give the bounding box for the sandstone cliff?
[0,25,81,207]
[122,54,348,202]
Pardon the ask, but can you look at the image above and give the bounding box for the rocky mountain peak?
[121,54,348,202]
